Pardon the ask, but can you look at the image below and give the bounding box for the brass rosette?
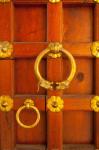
[91,96,99,112]
[47,96,64,112]
[0,41,13,58]
[0,95,13,112]
[91,41,99,58]
[49,0,61,3]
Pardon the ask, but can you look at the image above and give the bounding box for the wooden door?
[0,0,99,150]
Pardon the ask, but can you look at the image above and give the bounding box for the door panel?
[14,58,46,94]
[0,0,99,150]
[14,4,47,42]
[63,5,93,42]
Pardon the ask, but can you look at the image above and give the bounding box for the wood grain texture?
[14,5,47,42]
[0,61,15,150]
[94,5,99,149]
[15,144,46,150]
[0,3,12,40]
[13,42,92,58]
[47,2,63,150]
[14,0,94,4]
[63,5,93,43]
[63,111,93,144]
[14,59,46,95]
[63,144,95,150]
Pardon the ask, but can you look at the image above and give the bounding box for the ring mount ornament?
[91,41,99,58]
[49,0,61,3]
[0,95,13,112]
[91,96,99,112]
[47,96,64,112]
[34,42,76,90]
[0,41,13,58]
[16,99,40,129]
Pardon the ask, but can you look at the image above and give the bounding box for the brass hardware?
[0,41,13,58]
[49,0,61,3]
[91,96,99,112]
[48,42,62,58]
[91,41,99,58]
[0,0,10,3]
[34,42,76,90]
[16,99,40,129]
[94,0,99,3]
[0,95,13,112]
[47,96,64,112]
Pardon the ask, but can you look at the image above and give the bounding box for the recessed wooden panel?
[14,4,47,42]
[63,144,95,150]
[63,58,93,94]
[16,144,46,150]
[16,111,46,144]
[63,111,93,144]
[63,6,93,42]
[14,59,46,94]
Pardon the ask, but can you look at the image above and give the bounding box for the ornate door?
[0,0,99,150]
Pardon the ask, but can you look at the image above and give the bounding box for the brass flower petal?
[47,96,64,112]
[91,96,99,112]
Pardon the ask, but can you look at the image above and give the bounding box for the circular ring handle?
[16,99,40,129]
[34,42,76,90]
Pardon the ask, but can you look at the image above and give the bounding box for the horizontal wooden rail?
[12,42,92,58]
[14,0,94,5]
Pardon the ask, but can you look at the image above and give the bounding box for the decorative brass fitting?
[0,41,13,58]
[48,42,62,58]
[47,96,64,112]
[16,99,40,129]
[0,0,10,3]
[34,42,76,90]
[91,96,99,112]
[49,0,61,3]
[91,41,99,58]
[0,95,13,112]
[94,0,99,3]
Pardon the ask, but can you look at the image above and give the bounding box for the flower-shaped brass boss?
[34,42,76,90]
[91,41,99,58]
[47,96,64,112]
[49,0,61,3]
[0,41,13,58]
[91,96,99,112]
[0,95,13,112]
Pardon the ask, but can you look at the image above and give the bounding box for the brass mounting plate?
[0,95,13,112]
[0,0,10,3]
[49,0,61,3]
[91,96,99,112]
[0,41,13,58]
[47,96,64,112]
[91,41,99,58]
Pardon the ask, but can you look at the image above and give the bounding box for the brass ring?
[34,43,76,90]
[16,99,40,129]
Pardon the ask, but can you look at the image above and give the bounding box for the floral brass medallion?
[47,96,64,112]
[0,41,13,58]
[91,96,99,112]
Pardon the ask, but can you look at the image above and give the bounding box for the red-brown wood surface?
[94,4,99,149]
[0,1,98,150]
[47,2,63,150]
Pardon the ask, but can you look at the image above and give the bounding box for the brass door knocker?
[16,99,40,129]
[34,42,76,90]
